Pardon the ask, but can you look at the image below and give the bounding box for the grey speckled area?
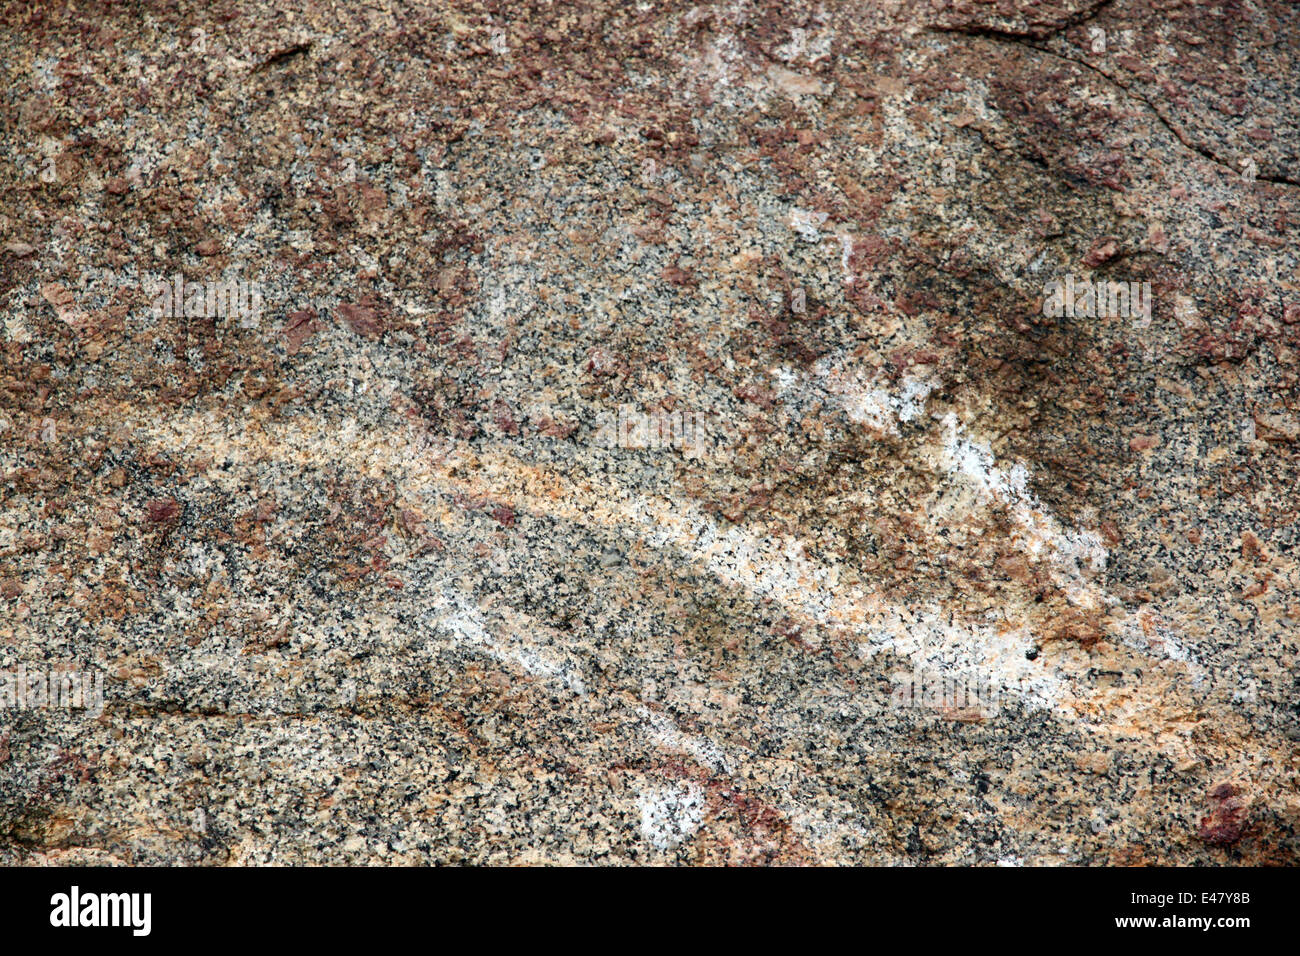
[0,0,1297,864]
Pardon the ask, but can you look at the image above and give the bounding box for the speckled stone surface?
[0,0,1297,865]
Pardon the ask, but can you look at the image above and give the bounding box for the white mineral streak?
[790,207,829,242]
[934,411,1108,608]
[638,706,732,775]
[637,783,705,850]
[429,590,587,696]
[138,341,1196,860]
[629,478,1060,710]
[778,354,1197,673]
[810,355,937,434]
[139,396,1069,711]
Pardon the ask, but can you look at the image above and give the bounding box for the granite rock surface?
[0,0,1298,864]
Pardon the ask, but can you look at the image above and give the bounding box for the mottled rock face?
[0,0,1297,865]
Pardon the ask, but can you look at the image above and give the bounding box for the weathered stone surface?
[0,0,1296,865]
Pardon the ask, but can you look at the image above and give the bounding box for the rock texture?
[0,0,1297,865]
